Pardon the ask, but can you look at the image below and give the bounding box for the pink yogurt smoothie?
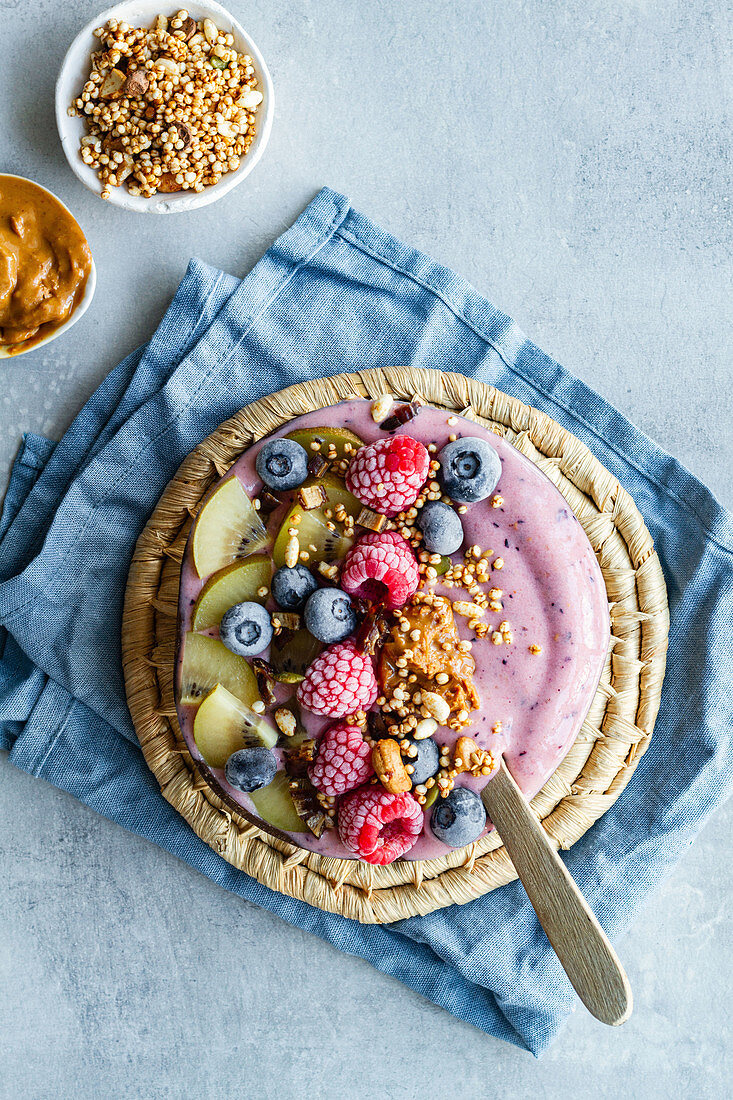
[176,400,610,861]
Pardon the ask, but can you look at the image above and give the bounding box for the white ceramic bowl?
[0,174,97,359]
[55,1,274,213]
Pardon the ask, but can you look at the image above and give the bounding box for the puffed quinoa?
[69,13,262,198]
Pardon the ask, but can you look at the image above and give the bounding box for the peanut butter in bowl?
[0,175,93,356]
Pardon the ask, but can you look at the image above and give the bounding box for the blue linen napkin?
[1,188,731,1056]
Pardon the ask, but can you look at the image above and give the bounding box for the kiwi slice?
[270,628,321,679]
[284,426,364,462]
[192,475,268,579]
[178,632,260,708]
[272,475,361,568]
[193,684,277,767]
[192,555,271,631]
[249,770,308,833]
[423,785,439,809]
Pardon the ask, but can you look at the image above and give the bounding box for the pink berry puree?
[176,400,610,862]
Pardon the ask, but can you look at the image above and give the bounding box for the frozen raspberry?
[309,723,374,796]
[345,435,429,516]
[297,641,378,718]
[340,531,420,610]
[338,787,424,864]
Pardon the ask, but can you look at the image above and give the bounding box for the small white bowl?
[55,1,274,214]
[0,174,97,359]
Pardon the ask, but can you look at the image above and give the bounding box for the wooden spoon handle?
[481,759,632,1026]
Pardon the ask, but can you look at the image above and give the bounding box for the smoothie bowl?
[174,395,610,865]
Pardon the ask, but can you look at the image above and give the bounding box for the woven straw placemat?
[122,368,669,923]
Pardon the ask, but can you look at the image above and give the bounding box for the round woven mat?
[122,368,669,923]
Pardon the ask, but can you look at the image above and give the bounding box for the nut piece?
[284,534,300,568]
[414,717,438,741]
[372,738,411,794]
[453,736,480,773]
[356,507,387,533]
[153,57,180,78]
[298,484,328,511]
[238,88,263,109]
[371,393,393,422]
[157,172,182,193]
[421,691,451,726]
[99,68,126,99]
[203,17,219,44]
[452,601,485,619]
[274,708,297,737]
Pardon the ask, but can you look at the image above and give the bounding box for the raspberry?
[309,723,374,796]
[340,531,420,610]
[297,641,378,718]
[345,435,429,516]
[338,787,424,864]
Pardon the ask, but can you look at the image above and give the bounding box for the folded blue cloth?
[1,188,731,1055]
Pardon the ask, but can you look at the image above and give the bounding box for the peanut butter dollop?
[378,594,480,725]
[0,176,91,349]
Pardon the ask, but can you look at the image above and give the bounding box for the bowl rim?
[54,0,274,214]
[0,172,97,359]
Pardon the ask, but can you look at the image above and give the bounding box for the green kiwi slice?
[191,555,271,631]
[270,628,322,680]
[178,632,260,708]
[192,475,268,579]
[272,475,361,569]
[284,426,364,462]
[193,684,277,767]
[249,771,308,833]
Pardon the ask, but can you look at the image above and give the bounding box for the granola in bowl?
[58,4,272,209]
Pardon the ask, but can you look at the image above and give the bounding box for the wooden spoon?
[480,758,632,1026]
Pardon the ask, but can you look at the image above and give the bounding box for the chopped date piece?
[179,16,197,40]
[272,625,295,650]
[272,611,301,631]
[288,776,330,837]
[298,484,328,510]
[285,739,317,776]
[257,488,282,514]
[307,453,331,479]
[357,507,387,533]
[285,745,330,837]
[379,401,422,432]
[251,658,277,706]
[354,607,390,655]
[367,710,392,740]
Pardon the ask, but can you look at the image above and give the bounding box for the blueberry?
[225,747,277,792]
[304,587,357,643]
[437,437,501,504]
[417,500,464,555]
[256,438,308,491]
[430,786,487,847]
[220,601,273,657]
[409,737,440,786]
[272,564,318,610]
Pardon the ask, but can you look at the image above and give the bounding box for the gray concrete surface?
[1,1,731,1097]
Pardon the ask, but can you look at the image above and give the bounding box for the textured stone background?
[1,1,731,1096]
